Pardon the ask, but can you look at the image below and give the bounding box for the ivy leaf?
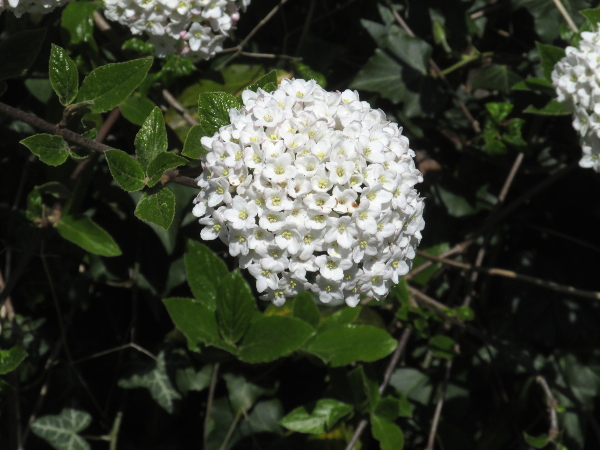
[215,270,256,345]
[49,44,78,105]
[163,298,222,350]
[182,125,209,159]
[120,94,157,126]
[384,26,432,74]
[245,70,279,92]
[146,153,187,187]
[524,99,571,116]
[305,324,397,367]
[104,149,146,192]
[371,414,404,450]
[351,49,405,103]
[223,373,275,413]
[0,346,28,375]
[76,58,153,114]
[279,399,353,434]
[134,188,176,230]
[135,107,168,172]
[471,65,522,93]
[0,29,46,81]
[31,408,91,450]
[536,42,566,81]
[197,92,242,139]
[55,214,122,257]
[183,240,228,310]
[238,316,314,363]
[20,134,70,166]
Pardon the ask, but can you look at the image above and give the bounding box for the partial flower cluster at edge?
[552,26,600,172]
[102,0,251,58]
[192,78,425,307]
[0,0,70,17]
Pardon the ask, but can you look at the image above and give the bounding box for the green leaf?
[104,149,146,192]
[280,399,353,434]
[184,240,229,310]
[524,99,571,116]
[292,291,320,329]
[135,107,168,172]
[580,8,600,26]
[292,62,327,88]
[223,373,274,413]
[61,2,98,49]
[318,307,361,331]
[118,352,181,414]
[523,432,550,448]
[410,243,450,286]
[76,58,153,114]
[134,188,176,230]
[120,94,157,126]
[20,134,69,166]
[429,335,456,359]
[371,414,404,450]
[49,44,78,106]
[163,298,221,349]
[536,42,566,81]
[305,325,397,367]
[486,102,513,122]
[511,77,553,91]
[351,49,404,103]
[182,125,208,159]
[238,316,314,363]
[0,29,46,81]
[216,270,256,345]
[175,364,212,394]
[0,346,28,375]
[384,26,432,74]
[197,92,242,138]
[31,408,91,450]
[146,153,187,187]
[471,65,523,93]
[245,70,279,92]
[26,189,43,222]
[373,397,402,422]
[56,214,122,257]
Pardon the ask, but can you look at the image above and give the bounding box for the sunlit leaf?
[56,214,122,257]
[280,399,353,434]
[20,134,69,166]
[134,188,176,230]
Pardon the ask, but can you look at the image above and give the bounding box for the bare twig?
[72,342,158,365]
[162,90,198,127]
[204,363,220,446]
[424,359,453,450]
[552,0,578,34]
[109,411,123,450]
[536,375,559,442]
[239,51,301,60]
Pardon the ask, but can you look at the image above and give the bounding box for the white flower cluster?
[0,0,71,17]
[102,0,250,58]
[192,78,425,307]
[552,28,600,172]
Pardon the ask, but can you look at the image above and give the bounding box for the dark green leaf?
[216,270,256,345]
[175,364,212,394]
[31,408,91,450]
[374,397,401,422]
[579,8,600,26]
[292,291,320,329]
[292,62,327,88]
[76,58,153,114]
[456,306,475,321]
[471,65,522,93]
[238,316,314,363]
[134,188,176,230]
[56,214,122,257]
[61,2,98,48]
[536,42,566,81]
[524,99,571,115]
[348,365,380,411]
[384,26,432,74]
[351,49,404,103]
[523,432,550,448]
[135,107,168,172]
[182,125,209,159]
[371,414,404,450]
[0,346,28,375]
[20,134,69,166]
[0,29,46,81]
[389,368,433,405]
[244,70,279,92]
[223,373,274,413]
[146,153,187,187]
[120,94,157,126]
[197,92,242,138]
[429,335,456,359]
[318,307,361,331]
[305,325,397,367]
[410,243,450,286]
[280,399,353,434]
[511,77,553,91]
[184,240,229,310]
[49,44,78,105]
[163,298,222,349]
[104,149,146,192]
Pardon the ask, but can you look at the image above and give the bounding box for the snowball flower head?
[192,78,425,307]
[102,0,251,58]
[0,0,71,17]
[552,27,600,172]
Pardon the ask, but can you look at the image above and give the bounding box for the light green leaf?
[184,240,229,310]
[523,432,550,448]
[182,125,209,159]
[56,214,122,257]
[146,153,187,187]
[223,373,274,414]
[135,107,168,172]
[49,44,78,105]
[371,414,404,450]
[104,149,146,192]
[76,58,153,114]
[486,102,513,122]
[134,188,176,230]
[536,42,566,81]
[0,346,28,375]
[120,94,157,126]
[20,134,69,166]
[163,297,222,349]
[197,92,242,138]
[280,399,353,434]
[292,291,320,329]
[244,70,279,92]
[351,49,405,103]
[31,408,91,450]
[61,2,98,49]
[524,99,571,116]
[0,29,46,81]
[238,316,314,363]
[26,189,43,222]
[471,65,523,93]
[305,324,397,367]
[216,270,256,345]
[118,352,181,414]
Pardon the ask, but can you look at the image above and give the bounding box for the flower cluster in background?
[0,0,71,17]
[193,78,425,306]
[552,28,600,172]
[102,0,251,58]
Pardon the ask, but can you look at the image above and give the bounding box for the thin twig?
[552,0,578,34]
[162,90,198,127]
[424,359,453,450]
[109,411,123,450]
[204,363,220,446]
[405,240,472,281]
[219,408,243,450]
[72,342,158,365]
[239,51,301,60]
[536,375,559,442]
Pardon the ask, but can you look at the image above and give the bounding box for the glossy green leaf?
[523,432,550,448]
[135,107,168,172]
[104,149,146,192]
[0,346,28,375]
[216,270,256,345]
[134,188,176,230]
[60,2,98,49]
[245,70,279,92]
[182,125,209,159]
[292,291,320,329]
[49,44,78,105]
[163,297,221,349]
[238,316,314,363]
[305,324,397,367]
[429,335,456,359]
[31,408,91,450]
[56,214,122,257]
[471,65,522,93]
[371,414,404,450]
[0,29,46,81]
[120,94,157,126]
[21,134,69,166]
[184,240,229,310]
[536,42,566,81]
[146,153,187,187]
[197,92,242,138]
[76,58,153,114]
[280,399,353,434]
[524,99,571,116]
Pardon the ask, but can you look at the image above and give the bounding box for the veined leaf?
[146,153,187,187]
[184,240,228,310]
[197,92,242,139]
[215,270,256,345]
[49,44,79,105]
[0,346,28,375]
[56,214,122,257]
[134,188,176,230]
[20,134,69,166]
[104,149,146,192]
[135,107,168,172]
[31,408,91,450]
